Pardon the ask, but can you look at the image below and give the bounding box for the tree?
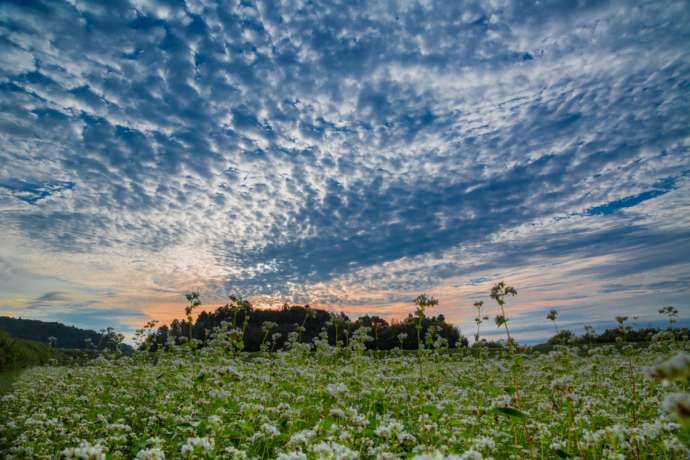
[547,329,574,345]
[356,315,388,350]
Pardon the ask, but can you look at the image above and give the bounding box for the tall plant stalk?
[490,282,517,353]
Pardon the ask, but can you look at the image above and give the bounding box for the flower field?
[1,342,689,459]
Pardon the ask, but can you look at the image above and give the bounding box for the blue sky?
[0,0,689,343]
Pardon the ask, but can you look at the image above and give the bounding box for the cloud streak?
[0,0,689,337]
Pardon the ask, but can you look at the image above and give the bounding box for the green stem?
[500,304,512,352]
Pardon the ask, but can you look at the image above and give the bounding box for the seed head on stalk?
[659,306,679,330]
[490,282,517,352]
[413,294,438,352]
[473,301,488,343]
[546,309,559,333]
[184,292,201,347]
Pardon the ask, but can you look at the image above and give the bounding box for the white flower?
[289,429,316,446]
[471,436,496,451]
[491,394,513,408]
[411,450,481,460]
[663,392,690,420]
[145,437,163,448]
[310,441,359,460]
[107,422,132,432]
[459,450,483,460]
[374,418,405,438]
[261,422,280,437]
[222,446,248,459]
[550,439,566,451]
[549,376,573,392]
[61,442,107,460]
[646,353,690,381]
[277,452,308,460]
[326,383,348,396]
[411,451,451,460]
[135,447,165,460]
[397,431,416,444]
[181,437,214,456]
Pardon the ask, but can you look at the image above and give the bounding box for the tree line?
[144,296,467,352]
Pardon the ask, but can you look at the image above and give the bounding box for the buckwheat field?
[1,335,689,460]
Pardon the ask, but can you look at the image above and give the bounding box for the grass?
[0,369,23,395]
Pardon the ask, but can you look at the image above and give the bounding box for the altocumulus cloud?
[0,0,689,337]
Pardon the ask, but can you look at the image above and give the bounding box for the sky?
[1,0,689,344]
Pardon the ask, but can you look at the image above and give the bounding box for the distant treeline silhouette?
[543,326,689,346]
[143,289,687,353]
[147,299,467,352]
[0,316,132,351]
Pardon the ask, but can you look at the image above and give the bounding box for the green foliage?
[547,329,575,345]
[492,406,529,419]
[0,330,62,372]
[0,369,23,395]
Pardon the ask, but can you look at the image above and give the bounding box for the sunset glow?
[1,0,689,343]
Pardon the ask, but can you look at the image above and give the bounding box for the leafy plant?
[184,292,201,346]
[473,301,488,343]
[412,294,438,353]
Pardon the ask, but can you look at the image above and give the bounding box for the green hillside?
[0,316,131,351]
[0,329,62,372]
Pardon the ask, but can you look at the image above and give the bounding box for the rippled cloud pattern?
[1,0,689,341]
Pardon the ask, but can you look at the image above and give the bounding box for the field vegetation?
[0,285,687,459]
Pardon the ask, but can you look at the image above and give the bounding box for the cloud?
[33,291,68,303]
[0,0,689,337]
[36,306,147,333]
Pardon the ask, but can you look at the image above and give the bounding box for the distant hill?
[0,316,131,351]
